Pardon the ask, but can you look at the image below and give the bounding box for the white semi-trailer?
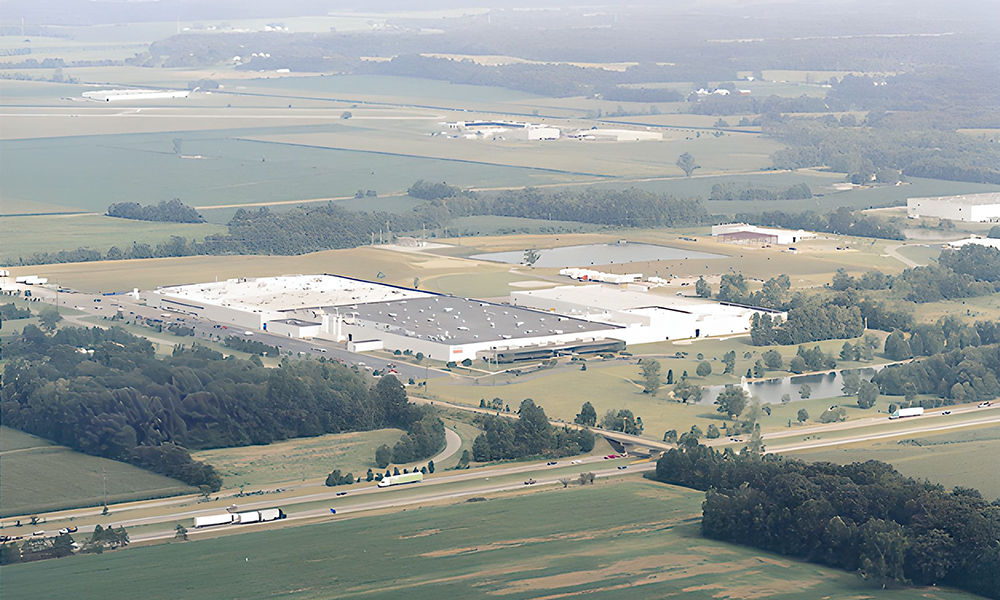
[889,407,924,420]
[193,508,285,528]
[378,472,424,488]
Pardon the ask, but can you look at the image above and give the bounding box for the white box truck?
[889,407,924,420]
[378,472,424,488]
[193,513,236,528]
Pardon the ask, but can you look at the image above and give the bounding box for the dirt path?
[884,244,921,268]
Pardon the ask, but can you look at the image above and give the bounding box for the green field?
[0,481,978,599]
[792,425,1000,500]
[0,214,226,263]
[191,429,407,489]
[0,427,196,518]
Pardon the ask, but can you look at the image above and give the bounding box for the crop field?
[191,429,407,489]
[791,425,1000,500]
[0,480,978,600]
[0,215,226,263]
[0,427,196,518]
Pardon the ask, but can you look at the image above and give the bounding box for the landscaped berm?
[0,481,980,600]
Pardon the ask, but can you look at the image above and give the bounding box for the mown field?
[191,429,407,489]
[0,427,196,518]
[792,425,1000,500]
[0,480,979,600]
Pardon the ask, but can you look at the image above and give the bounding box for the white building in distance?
[568,129,662,142]
[444,120,560,141]
[82,89,190,102]
[711,223,816,245]
[907,192,1000,223]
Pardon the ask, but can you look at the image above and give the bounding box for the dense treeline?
[0,303,31,320]
[106,199,204,223]
[382,410,446,465]
[1,326,415,490]
[472,399,595,462]
[709,182,812,202]
[874,343,1000,403]
[652,445,1000,597]
[407,180,463,200]
[833,245,1000,303]
[735,207,904,240]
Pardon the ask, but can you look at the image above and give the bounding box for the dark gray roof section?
[341,295,618,345]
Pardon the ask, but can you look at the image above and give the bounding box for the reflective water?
[470,242,724,268]
[698,366,886,405]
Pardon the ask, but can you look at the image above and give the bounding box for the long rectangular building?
[907,193,1000,223]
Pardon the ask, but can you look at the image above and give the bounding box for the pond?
[470,242,724,268]
[699,366,887,405]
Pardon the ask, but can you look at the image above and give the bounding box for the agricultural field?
[0,427,196,518]
[0,481,979,600]
[191,429,407,489]
[0,215,226,263]
[791,425,1000,500]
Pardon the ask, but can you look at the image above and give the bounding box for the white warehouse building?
[511,284,784,344]
[907,193,1000,223]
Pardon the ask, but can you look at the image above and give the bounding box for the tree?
[413,277,420,289]
[858,519,909,589]
[174,524,188,541]
[666,369,674,385]
[722,350,737,374]
[696,361,712,377]
[375,444,392,468]
[366,468,374,482]
[38,308,62,332]
[797,408,809,423]
[523,248,540,266]
[781,393,791,403]
[696,276,712,298]
[988,225,1000,239]
[715,386,748,417]
[841,370,861,396]
[706,424,721,438]
[840,342,855,361]
[789,355,807,374]
[641,359,662,394]
[762,349,783,370]
[672,379,702,404]
[575,401,597,427]
[799,384,812,400]
[663,429,678,443]
[857,380,878,409]
[884,331,913,360]
[676,152,699,177]
[427,460,435,474]
[457,449,471,469]
[752,359,766,378]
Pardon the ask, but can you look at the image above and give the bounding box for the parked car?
[617,466,628,470]
[546,461,558,466]
[979,402,992,408]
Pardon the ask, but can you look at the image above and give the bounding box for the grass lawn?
[191,429,407,489]
[0,427,196,518]
[791,425,1000,500]
[0,214,226,264]
[0,480,979,600]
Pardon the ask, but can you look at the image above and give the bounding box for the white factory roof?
[910,192,1000,206]
[513,284,766,317]
[155,275,430,313]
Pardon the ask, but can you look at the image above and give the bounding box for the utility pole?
[102,466,108,508]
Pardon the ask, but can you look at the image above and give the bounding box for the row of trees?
[0,302,31,321]
[1,325,416,490]
[106,199,204,223]
[472,399,595,462]
[832,245,1000,303]
[708,182,812,202]
[874,343,1000,403]
[735,207,904,240]
[651,445,1000,597]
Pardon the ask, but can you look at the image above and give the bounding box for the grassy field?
[791,425,1000,500]
[1,215,226,263]
[191,429,407,489]
[0,480,978,600]
[0,427,196,518]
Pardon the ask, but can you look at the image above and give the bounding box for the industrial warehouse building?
[151,275,619,362]
[907,193,1000,223]
[711,223,816,245]
[151,274,778,362]
[510,284,784,345]
[444,120,560,141]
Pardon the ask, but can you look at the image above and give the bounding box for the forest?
[106,199,205,223]
[0,326,417,490]
[873,343,1000,404]
[471,399,596,462]
[651,445,1000,598]
[735,207,905,240]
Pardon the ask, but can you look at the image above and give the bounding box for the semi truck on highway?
[377,472,423,488]
[889,407,924,420]
[193,508,285,528]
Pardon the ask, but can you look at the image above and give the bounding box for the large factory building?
[907,192,1000,223]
